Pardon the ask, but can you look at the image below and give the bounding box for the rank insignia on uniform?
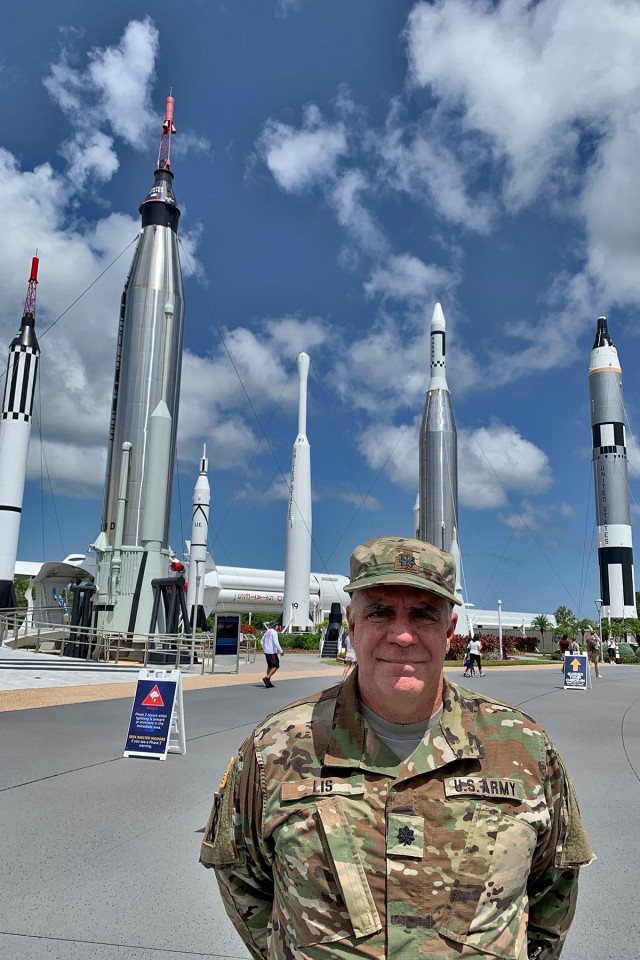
[396,826,415,846]
[397,552,417,570]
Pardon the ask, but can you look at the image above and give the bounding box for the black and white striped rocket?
[187,446,210,630]
[282,352,312,631]
[0,257,40,608]
[589,316,636,619]
[91,94,185,633]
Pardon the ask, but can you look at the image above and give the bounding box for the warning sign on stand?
[141,685,165,708]
[124,670,186,759]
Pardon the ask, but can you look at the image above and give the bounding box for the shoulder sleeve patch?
[199,757,240,869]
[554,758,595,868]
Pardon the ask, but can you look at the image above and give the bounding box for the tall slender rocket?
[418,303,458,551]
[0,257,40,608]
[187,446,210,630]
[92,93,185,633]
[417,303,471,635]
[282,353,312,631]
[589,316,636,619]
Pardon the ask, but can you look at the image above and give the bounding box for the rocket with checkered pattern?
[0,256,40,608]
[418,302,458,551]
[417,303,471,635]
[589,315,636,619]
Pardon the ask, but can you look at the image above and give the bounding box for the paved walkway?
[0,645,345,710]
[0,657,638,959]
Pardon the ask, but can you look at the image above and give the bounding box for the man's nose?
[388,615,415,644]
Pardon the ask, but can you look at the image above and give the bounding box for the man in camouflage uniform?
[201,536,593,959]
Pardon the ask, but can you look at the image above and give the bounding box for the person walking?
[260,624,283,688]
[607,635,617,664]
[586,629,601,678]
[467,635,483,676]
[558,633,570,672]
[201,535,593,960]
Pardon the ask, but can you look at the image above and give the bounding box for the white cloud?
[329,169,387,256]
[458,421,552,510]
[364,253,454,304]
[258,105,348,193]
[375,100,496,233]
[236,476,290,503]
[333,490,381,511]
[357,417,551,513]
[335,322,428,417]
[43,19,160,187]
[406,0,640,205]
[500,499,575,537]
[27,439,106,500]
[357,421,419,490]
[405,0,640,308]
[176,315,332,467]
[85,18,160,149]
[581,110,640,305]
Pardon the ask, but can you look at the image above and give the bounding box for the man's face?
[347,585,457,722]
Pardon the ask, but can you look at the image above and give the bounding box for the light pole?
[498,599,503,660]
[594,598,603,660]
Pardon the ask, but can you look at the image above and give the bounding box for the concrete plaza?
[0,655,638,959]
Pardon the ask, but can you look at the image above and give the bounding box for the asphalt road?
[1,664,638,959]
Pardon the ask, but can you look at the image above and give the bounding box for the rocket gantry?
[0,257,41,609]
[589,316,636,620]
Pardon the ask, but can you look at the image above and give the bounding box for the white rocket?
[187,446,210,630]
[589,316,636,619]
[91,94,185,633]
[417,303,471,636]
[0,257,40,609]
[282,352,312,632]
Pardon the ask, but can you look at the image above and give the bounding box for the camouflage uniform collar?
[322,670,484,775]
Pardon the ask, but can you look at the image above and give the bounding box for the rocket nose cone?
[431,302,446,333]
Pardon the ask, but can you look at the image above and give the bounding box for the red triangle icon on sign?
[141,684,165,708]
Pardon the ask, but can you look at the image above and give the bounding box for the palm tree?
[531,614,551,650]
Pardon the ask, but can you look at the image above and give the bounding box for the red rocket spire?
[23,255,39,320]
[157,91,176,171]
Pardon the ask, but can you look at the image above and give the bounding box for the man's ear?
[346,605,354,634]
[446,611,458,653]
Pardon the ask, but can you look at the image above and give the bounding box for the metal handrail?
[0,611,211,673]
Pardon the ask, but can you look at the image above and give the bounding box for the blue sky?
[2,0,640,620]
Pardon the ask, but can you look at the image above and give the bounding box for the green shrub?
[617,642,638,664]
[279,633,320,651]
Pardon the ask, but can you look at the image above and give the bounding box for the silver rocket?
[417,303,471,635]
[0,257,40,608]
[589,316,636,620]
[282,352,312,631]
[92,93,185,633]
[186,446,210,630]
[418,303,458,551]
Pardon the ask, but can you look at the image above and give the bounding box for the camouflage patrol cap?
[345,536,461,605]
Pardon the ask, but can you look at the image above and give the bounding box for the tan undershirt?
[361,703,444,762]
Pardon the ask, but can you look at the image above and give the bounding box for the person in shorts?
[261,625,284,688]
